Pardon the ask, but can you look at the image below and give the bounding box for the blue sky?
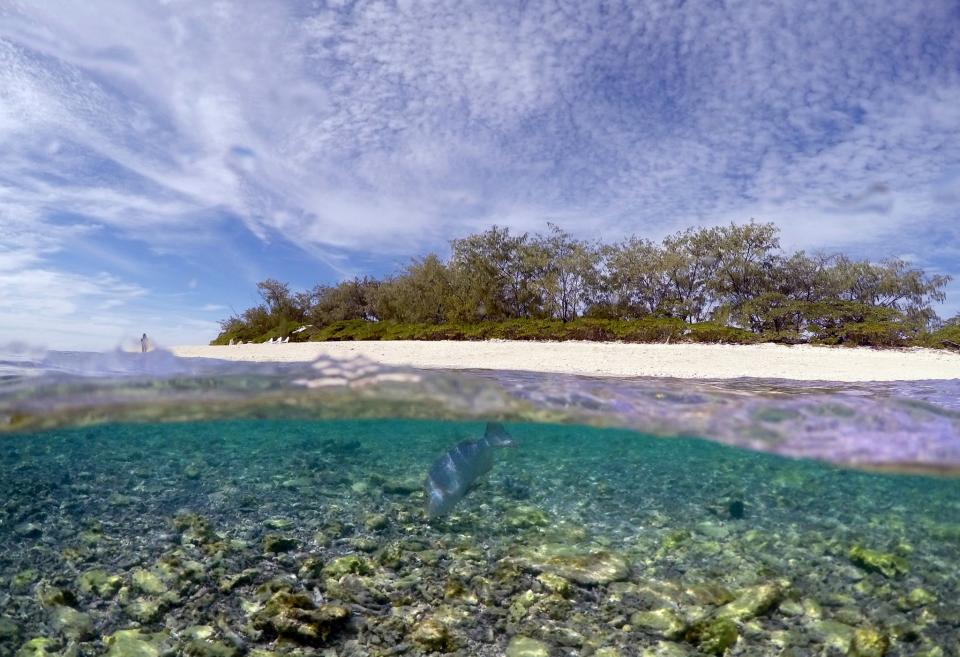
[1,1,959,348]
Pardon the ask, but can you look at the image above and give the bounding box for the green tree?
[602,237,673,317]
[308,277,379,325]
[703,222,781,331]
[660,227,724,322]
[531,223,598,321]
[450,226,542,319]
[256,279,301,320]
[372,255,454,323]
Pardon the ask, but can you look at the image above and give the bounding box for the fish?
[424,422,515,518]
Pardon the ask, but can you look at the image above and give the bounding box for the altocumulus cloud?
[0,0,959,347]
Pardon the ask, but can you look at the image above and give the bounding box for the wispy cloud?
[0,0,958,347]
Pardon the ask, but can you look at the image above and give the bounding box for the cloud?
[0,0,958,348]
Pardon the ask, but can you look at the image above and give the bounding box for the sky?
[1,0,959,349]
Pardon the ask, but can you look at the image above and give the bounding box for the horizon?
[2,2,959,349]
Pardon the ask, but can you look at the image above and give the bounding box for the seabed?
[1,419,958,657]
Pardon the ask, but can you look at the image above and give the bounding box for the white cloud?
[0,0,958,348]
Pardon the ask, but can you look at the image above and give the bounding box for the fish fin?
[484,422,514,446]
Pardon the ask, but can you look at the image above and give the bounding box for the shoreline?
[171,341,960,382]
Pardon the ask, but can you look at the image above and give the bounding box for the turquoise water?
[2,417,959,656]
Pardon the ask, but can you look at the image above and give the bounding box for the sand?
[170,341,960,381]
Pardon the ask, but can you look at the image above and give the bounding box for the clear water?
[1,350,959,656]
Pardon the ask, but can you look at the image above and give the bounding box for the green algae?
[848,545,908,578]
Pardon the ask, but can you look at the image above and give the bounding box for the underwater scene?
[1,352,959,657]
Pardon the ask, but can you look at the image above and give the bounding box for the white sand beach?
[171,341,960,381]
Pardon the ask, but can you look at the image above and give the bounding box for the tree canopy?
[214,222,952,348]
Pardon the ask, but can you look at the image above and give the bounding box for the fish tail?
[484,422,514,446]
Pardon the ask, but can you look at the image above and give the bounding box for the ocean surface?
[1,347,959,657]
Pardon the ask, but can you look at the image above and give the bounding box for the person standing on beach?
[141,333,150,353]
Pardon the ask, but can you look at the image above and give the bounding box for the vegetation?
[213,222,954,348]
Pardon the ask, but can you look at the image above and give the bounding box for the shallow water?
[1,349,959,656]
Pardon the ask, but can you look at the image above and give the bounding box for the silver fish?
[424,422,514,518]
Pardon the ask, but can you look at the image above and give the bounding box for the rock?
[536,573,570,597]
[13,522,42,538]
[172,513,215,545]
[443,579,478,604]
[641,642,693,657]
[182,626,215,641]
[183,639,239,657]
[848,545,907,578]
[349,537,379,553]
[848,628,889,657]
[594,649,622,657]
[897,587,936,611]
[219,569,257,593]
[36,584,77,610]
[262,535,298,554]
[630,608,686,639]
[508,590,537,622]
[778,600,804,617]
[11,570,37,592]
[544,626,583,647]
[382,477,421,494]
[685,617,738,656]
[132,569,168,595]
[713,583,782,621]
[77,570,123,598]
[281,476,314,490]
[512,543,630,585]
[350,481,370,495]
[811,620,855,652]
[50,606,93,640]
[251,591,350,645]
[321,555,373,578]
[661,530,691,550]
[0,617,20,652]
[377,542,404,569]
[363,513,388,530]
[124,598,164,624]
[685,583,733,607]
[15,638,59,657]
[410,618,455,652]
[323,573,388,605]
[78,528,103,546]
[536,593,572,621]
[103,629,171,657]
[506,636,550,657]
[107,493,134,506]
[695,521,729,539]
[504,505,551,528]
[264,517,293,530]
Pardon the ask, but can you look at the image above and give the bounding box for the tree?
[308,277,379,325]
[602,238,673,317]
[532,224,598,321]
[372,255,454,323]
[450,226,542,319]
[256,279,299,320]
[660,227,724,322]
[703,222,781,331]
[828,256,950,329]
[212,221,953,347]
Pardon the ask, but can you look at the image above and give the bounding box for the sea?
[1,346,958,657]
